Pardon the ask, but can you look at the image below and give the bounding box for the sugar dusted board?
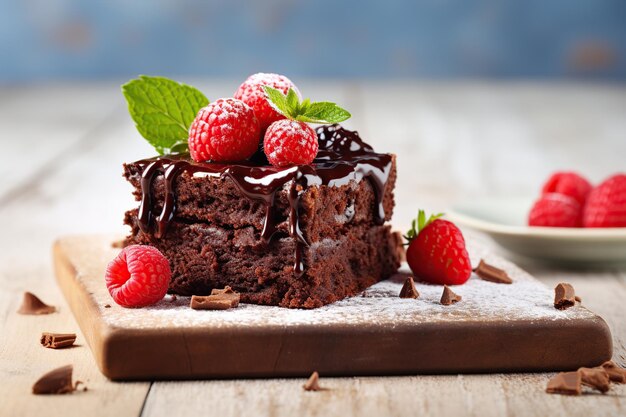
[53,235,612,381]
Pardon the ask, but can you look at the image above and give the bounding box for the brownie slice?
[123,124,403,308]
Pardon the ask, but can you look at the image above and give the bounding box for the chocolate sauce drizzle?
[134,124,393,276]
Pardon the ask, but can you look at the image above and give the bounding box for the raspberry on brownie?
[123,125,403,308]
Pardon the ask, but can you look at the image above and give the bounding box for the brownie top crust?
[124,124,396,276]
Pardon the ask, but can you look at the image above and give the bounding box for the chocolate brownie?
[123,124,403,308]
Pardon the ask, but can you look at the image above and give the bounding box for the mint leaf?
[262,85,351,125]
[122,75,209,154]
[297,102,351,124]
[262,86,291,118]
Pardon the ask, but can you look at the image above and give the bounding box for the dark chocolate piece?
[601,361,626,383]
[399,277,419,299]
[473,259,512,284]
[303,371,322,391]
[104,304,111,308]
[554,283,576,310]
[32,365,82,395]
[40,333,77,349]
[190,287,240,310]
[578,367,610,393]
[440,285,461,306]
[17,292,56,315]
[546,372,581,395]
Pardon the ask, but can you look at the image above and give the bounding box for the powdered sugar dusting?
[61,235,596,331]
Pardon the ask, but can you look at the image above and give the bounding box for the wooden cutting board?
[53,235,612,381]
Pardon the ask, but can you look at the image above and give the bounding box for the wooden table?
[1,81,625,417]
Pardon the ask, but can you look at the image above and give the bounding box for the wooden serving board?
[53,235,612,381]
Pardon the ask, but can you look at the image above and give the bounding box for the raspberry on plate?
[583,173,626,227]
[528,193,582,227]
[234,73,299,132]
[188,98,260,162]
[541,171,592,206]
[264,120,319,167]
[105,245,171,308]
[404,211,472,286]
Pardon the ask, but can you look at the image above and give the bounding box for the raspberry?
[405,216,472,286]
[541,171,592,206]
[528,193,582,227]
[583,173,626,227]
[105,245,171,308]
[263,120,318,167]
[234,73,299,132]
[188,98,260,162]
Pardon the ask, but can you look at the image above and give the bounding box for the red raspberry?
[405,217,472,286]
[541,171,592,206]
[105,245,171,308]
[528,193,582,227]
[234,73,299,131]
[264,120,318,167]
[583,173,626,227]
[188,98,260,162]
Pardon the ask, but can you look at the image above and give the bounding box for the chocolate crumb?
[578,367,610,393]
[40,333,77,349]
[303,371,322,391]
[399,277,419,299]
[32,365,83,395]
[190,286,240,310]
[546,372,581,395]
[17,292,56,315]
[104,304,111,308]
[440,285,462,306]
[601,361,626,383]
[473,259,512,284]
[554,283,576,310]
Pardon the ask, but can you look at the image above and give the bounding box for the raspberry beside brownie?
[123,125,403,308]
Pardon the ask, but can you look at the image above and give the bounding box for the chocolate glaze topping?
[134,124,393,276]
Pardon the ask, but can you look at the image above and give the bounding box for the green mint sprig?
[122,75,208,154]
[262,86,351,124]
[403,210,444,243]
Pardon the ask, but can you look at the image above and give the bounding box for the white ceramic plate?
[448,197,626,266]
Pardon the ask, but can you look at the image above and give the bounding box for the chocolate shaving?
[32,365,84,395]
[303,371,322,391]
[190,286,240,310]
[104,304,111,308]
[440,285,462,306]
[601,361,626,383]
[40,333,77,349]
[17,292,56,315]
[546,371,581,395]
[578,367,610,393]
[554,283,576,310]
[399,277,419,299]
[473,259,512,284]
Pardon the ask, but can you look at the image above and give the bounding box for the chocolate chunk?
[578,367,610,393]
[303,371,322,391]
[104,304,111,308]
[40,333,77,349]
[190,286,240,310]
[601,361,626,383]
[473,259,512,284]
[546,371,581,395]
[399,277,419,299]
[32,365,84,395]
[554,283,576,310]
[440,285,462,306]
[17,292,56,315]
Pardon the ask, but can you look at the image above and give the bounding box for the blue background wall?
[1,0,624,82]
